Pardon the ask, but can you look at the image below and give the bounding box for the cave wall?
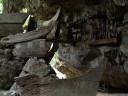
[3,0,25,13]
[2,0,128,89]
[22,0,128,89]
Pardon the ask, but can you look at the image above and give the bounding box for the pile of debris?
[0,12,58,95]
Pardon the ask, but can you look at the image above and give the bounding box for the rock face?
[58,43,90,68]
[0,48,13,60]
[10,58,56,92]
[0,57,26,90]
[101,26,128,89]
[52,58,84,78]
[113,0,128,6]
[58,43,101,71]
[120,26,128,57]
[19,58,53,78]
[3,0,25,13]
[50,43,102,79]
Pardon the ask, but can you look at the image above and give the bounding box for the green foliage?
[0,0,3,13]
[22,15,31,30]
[0,0,3,3]
[50,52,59,65]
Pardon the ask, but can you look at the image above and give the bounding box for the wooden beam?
[89,38,117,46]
[46,38,78,44]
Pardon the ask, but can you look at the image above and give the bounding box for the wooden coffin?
[102,70,128,89]
[15,69,103,96]
[0,13,29,37]
[13,39,52,58]
[0,22,56,44]
[15,57,107,96]
[0,27,53,44]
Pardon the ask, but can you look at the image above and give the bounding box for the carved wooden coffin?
[0,13,29,36]
[13,39,52,58]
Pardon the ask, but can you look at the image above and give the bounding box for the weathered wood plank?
[89,38,117,45]
[0,26,54,44]
[45,38,78,44]
[103,71,128,89]
[0,24,23,36]
[0,13,29,24]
